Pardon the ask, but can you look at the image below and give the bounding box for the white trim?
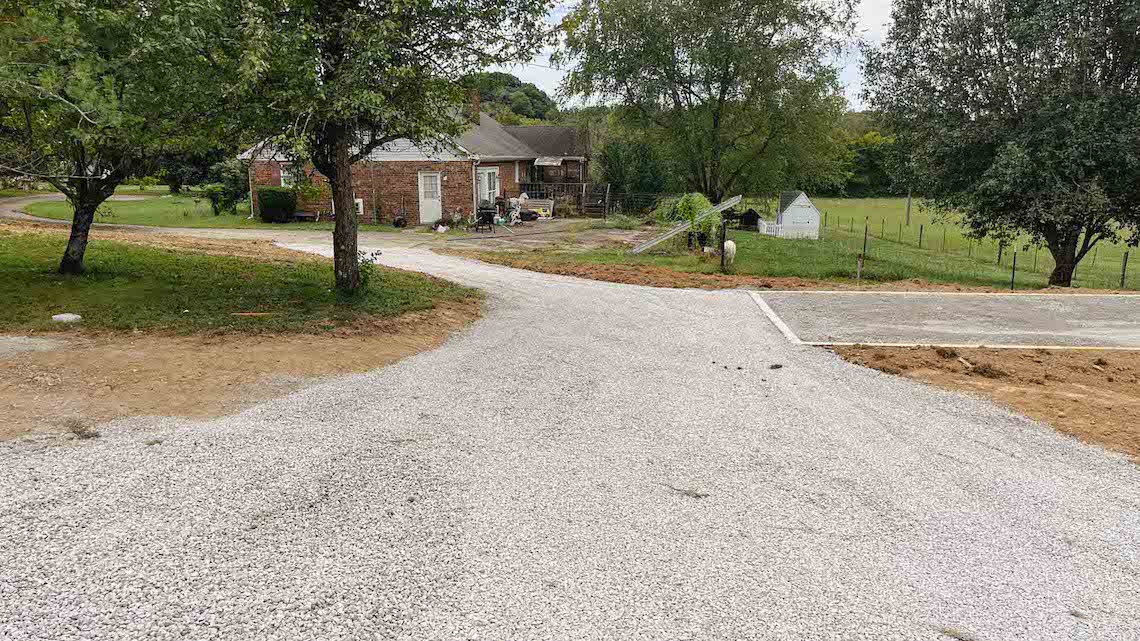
[514,161,519,184]
[747,292,802,344]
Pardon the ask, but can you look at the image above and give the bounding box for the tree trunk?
[328,130,360,293]
[59,202,97,274]
[58,183,115,274]
[1047,237,1079,286]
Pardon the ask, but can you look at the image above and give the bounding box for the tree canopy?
[463,72,559,124]
[864,0,1140,286]
[558,0,856,202]
[0,0,247,273]
[246,0,550,292]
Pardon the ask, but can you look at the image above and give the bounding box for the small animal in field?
[723,240,737,265]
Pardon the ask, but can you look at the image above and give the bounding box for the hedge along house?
[241,112,589,226]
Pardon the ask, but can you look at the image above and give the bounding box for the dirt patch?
[446,248,1137,294]
[834,345,1140,460]
[1,298,481,441]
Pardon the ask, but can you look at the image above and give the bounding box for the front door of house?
[477,166,500,206]
[418,171,442,224]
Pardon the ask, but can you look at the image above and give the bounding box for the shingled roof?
[457,113,539,160]
[502,125,588,158]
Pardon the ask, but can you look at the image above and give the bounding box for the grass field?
[0,229,476,333]
[624,196,1138,290]
[22,192,401,231]
[793,197,1137,290]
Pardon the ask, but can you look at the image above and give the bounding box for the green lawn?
[23,192,399,232]
[527,196,1137,290]
[723,196,1135,290]
[0,230,477,333]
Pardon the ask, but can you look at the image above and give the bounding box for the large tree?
[558,0,855,201]
[864,0,1140,286]
[0,0,246,273]
[246,0,549,293]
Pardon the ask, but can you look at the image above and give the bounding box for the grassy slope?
[24,193,397,232]
[0,230,476,333]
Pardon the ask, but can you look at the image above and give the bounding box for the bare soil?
[1,299,480,441]
[1,221,482,441]
[834,346,1140,460]
[446,248,1135,293]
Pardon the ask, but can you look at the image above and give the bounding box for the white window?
[280,165,294,187]
[421,173,440,199]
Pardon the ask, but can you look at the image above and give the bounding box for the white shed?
[759,191,821,239]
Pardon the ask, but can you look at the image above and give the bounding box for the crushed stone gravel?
[2,245,1138,641]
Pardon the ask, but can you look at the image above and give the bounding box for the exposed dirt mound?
[835,346,1140,460]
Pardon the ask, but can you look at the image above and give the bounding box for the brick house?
[241,113,590,226]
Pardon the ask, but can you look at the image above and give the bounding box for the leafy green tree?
[864,0,1140,286]
[158,148,229,194]
[464,72,559,123]
[248,0,549,293]
[0,0,245,274]
[841,132,900,197]
[598,139,668,193]
[558,0,855,202]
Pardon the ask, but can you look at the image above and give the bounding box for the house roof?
[237,114,589,164]
[777,191,806,216]
[458,113,539,160]
[503,125,588,158]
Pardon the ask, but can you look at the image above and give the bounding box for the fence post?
[1010,252,1017,291]
[1122,251,1130,289]
[997,242,1004,265]
[880,218,885,238]
[942,228,947,252]
[862,220,869,257]
[918,224,924,249]
[898,221,903,242]
[1091,245,1098,269]
[968,238,973,258]
[1033,246,1038,272]
[604,183,610,221]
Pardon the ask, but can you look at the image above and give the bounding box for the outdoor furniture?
[294,212,319,223]
[471,207,495,233]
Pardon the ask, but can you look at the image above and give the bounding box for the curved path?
[1,242,1138,640]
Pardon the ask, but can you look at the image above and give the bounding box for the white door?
[418,172,442,224]
[477,166,500,206]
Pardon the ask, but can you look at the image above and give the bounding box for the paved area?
[755,291,1140,348]
[2,245,1138,640]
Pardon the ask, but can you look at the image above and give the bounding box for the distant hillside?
[463,72,559,124]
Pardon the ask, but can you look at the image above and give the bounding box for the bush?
[203,183,239,215]
[207,159,250,209]
[257,187,297,223]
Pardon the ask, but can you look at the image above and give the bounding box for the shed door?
[418,172,442,224]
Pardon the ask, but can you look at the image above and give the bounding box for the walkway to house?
[2,240,1137,640]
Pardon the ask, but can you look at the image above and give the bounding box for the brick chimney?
[467,89,481,124]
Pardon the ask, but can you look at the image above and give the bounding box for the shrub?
[203,183,239,215]
[207,159,249,209]
[257,187,297,223]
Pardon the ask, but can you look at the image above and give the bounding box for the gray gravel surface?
[2,246,1139,641]
[760,291,1140,347]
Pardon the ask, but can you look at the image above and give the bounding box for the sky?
[491,0,895,112]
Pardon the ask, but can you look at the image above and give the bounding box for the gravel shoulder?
[2,245,1138,640]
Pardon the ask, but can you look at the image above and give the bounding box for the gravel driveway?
[2,246,1138,641]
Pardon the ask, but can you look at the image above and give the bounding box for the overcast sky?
[491,0,895,112]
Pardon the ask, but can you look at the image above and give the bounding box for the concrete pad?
[753,291,1140,348]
